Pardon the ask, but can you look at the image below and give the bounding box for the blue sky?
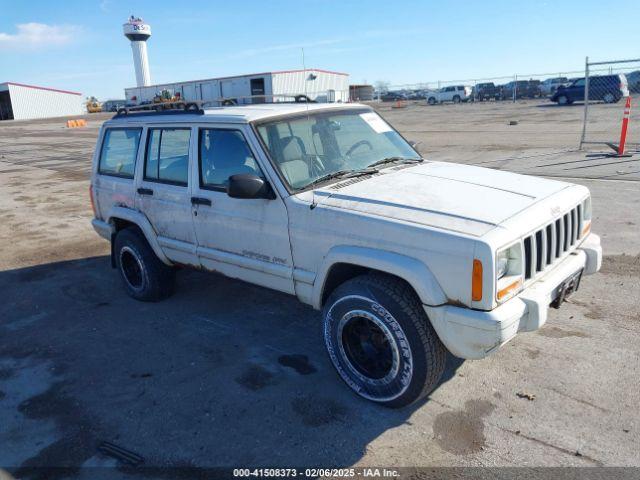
[1,0,639,99]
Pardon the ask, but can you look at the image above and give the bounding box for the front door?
[190,125,294,293]
[135,125,199,266]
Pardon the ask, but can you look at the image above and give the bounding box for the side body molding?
[312,245,447,309]
[107,206,173,266]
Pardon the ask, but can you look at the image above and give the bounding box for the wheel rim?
[337,309,399,383]
[604,93,614,103]
[558,96,567,105]
[120,246,145,291]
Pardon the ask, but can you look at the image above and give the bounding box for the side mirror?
[227,173,275,200]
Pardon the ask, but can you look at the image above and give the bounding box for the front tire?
[323,273,446,408]
[427,97,436,105]
[114,227,176,302]
[557,95,570,105]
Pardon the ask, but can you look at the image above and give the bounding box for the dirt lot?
[0,100,638,477]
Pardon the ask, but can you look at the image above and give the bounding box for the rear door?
[93,126,142,218]
[190,124,294,294]
[135,125,199,266]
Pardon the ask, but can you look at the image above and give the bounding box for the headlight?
[496,250,510,279]
[496,243,523,302]
[581,197,592,237]
[496,244,521,280]
[582,196,592,221]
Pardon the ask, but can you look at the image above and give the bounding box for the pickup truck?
[90,103,602,407]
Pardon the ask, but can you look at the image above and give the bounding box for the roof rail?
[114,100,204,117]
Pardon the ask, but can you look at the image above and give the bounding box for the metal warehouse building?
[0,82,84,121]
[124,69,350,106]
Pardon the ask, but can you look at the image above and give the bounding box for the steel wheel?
[339,311,397,381]
[119,246,145,292]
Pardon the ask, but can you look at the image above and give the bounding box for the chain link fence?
[370,61,640,152]
[374,70,586,104]
[578,57,640,152]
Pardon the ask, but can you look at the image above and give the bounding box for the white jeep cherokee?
[90,103,602,407]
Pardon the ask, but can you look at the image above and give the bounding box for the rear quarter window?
[99,128,142,178]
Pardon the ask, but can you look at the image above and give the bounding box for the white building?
[0,82,84,121]
[124,69,350,106]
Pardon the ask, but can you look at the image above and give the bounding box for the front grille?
[523,204,584,281]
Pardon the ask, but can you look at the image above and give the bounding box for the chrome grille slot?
[535,230,544,273]
[555,218,562,259]
[522,203,584,283]
[545,224,553,265]
[577,204,583,239]
[524,236,533,279]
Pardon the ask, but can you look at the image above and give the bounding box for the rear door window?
[144,128,191,185]
[98,128,142,178]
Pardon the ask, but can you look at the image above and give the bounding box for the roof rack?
[114,93,342,118]
[114,100,204,116]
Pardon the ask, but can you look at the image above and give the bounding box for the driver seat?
[278,136,310,188]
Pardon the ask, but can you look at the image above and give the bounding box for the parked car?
[472,82,500,101]
[90,102,601,407]
[380,91,407,102]
[426,85,472,104]
[551,74,629,105]
[539,77,568,96]
[500,80,540,100]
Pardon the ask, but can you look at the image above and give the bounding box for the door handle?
[191,196,212,206]
[137,187,154,196]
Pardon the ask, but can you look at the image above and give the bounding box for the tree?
[374,80,390,93]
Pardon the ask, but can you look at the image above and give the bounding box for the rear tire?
[557,95,570,105]
[323,273,446,408]
[114,227,175,302]
[452,95,461,103]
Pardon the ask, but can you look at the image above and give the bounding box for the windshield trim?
[250,106,421,195]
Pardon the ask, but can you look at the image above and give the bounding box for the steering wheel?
[345,140,373,158]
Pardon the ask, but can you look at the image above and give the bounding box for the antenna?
[301,48,309,100]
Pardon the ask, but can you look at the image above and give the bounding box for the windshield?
[255,108,420,190]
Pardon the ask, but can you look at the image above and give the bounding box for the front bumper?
[424,234,602,360]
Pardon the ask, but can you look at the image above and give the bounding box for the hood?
[311,161,569,237]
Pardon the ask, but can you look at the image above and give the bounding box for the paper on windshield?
[360,112,393,134]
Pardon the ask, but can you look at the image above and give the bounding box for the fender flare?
[312,245,447,309]
[107,206,173,266]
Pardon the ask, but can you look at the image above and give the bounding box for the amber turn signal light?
[472,259,483,301]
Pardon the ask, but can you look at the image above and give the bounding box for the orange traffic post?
[617,96,632,156]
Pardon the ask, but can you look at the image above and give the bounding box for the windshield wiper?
[304,167,379,189]
[366,156,423,169]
